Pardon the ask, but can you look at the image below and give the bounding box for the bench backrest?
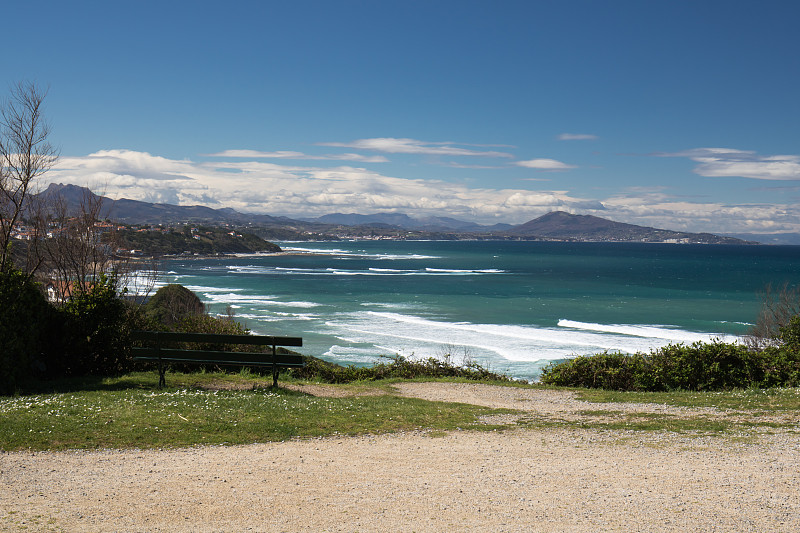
[132,330,304,367]
[132,331,304,387]
[132,330,303,347]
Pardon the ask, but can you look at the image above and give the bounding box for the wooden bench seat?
[132,331,303,388]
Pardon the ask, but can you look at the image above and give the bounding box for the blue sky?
[4,0,800,233]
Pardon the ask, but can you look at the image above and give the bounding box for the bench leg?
[158,362,166,389]
[272,342,278,387]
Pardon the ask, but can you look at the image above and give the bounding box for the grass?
[514,413,736,434]
[3,371,799,451]
[573,386,800,412]
[0,372,508,451]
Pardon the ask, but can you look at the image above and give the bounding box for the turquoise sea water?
[155,241,800,380]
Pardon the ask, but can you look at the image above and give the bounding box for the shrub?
[289,354,512,384]
[538,352,645,390]
[540,340,796,392]
[745,283,800,350]
[649,341,763,391]
[779,315,800,351]
[52,275,133,377]
[145,284,204,325]
[757,346,800,388]
[0,269,52,394]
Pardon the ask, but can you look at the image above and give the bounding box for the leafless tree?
[39,186,161,305]
[0,81,58,273]
[744,283,800,350]
[40,189,115,302]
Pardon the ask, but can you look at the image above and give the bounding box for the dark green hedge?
[290,355,512,384]
[539,341,800,391]
[0,269,54,394]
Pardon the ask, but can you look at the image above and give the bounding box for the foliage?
[117,225,281,256]
[540,340,800,392]
[290,354,513,384]
[136,287,262,373]
[170,313,251,337]
[0,269,53,394]
[779,315,800,351]
[51,275,134,377]
[745,283,800,350]
[647,341,765,391]
[536,352,644,391]
[144,283,205,325]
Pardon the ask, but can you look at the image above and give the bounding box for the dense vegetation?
[540,328,800,392]
[0,272,140,394]
[0,278,254,394]
[118,225,282,256]
[541,285,800,392]
[291,354,513,384]
[0,274,512,394]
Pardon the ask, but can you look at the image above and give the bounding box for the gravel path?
[2,383,799,532]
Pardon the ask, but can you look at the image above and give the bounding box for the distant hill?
[506,211,753,244]
[35,185,754,244]
[308,212,511,232]
[37,183,292,226]
[117,226,282,255]
[723,233,800,246]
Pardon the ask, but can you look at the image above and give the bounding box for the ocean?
[151,241,800,381]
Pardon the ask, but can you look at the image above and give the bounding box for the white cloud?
[46,149,593,223]
[600,190,800,234]
[516,158,577,171]
[656,148,800,180]
[44,149,800,233]
[557,133,598,141]
[205,149,389,163]
[318,138,515,158]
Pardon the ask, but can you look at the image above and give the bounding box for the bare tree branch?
[0,81,59,273]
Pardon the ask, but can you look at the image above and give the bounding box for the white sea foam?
[237,312,318,322]
[425,268,506,274]
[279,246,440,260]
[320,311,734,363]
[201,292,321,308]
[225,264,502,277]
[185,285,244,293]
[281,246,352,254]
[323,345,386,363]
[557,319,733,343]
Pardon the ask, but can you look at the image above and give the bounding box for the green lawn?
[2,372,798,451]
[574,386,800,412]
[0,372,506,451]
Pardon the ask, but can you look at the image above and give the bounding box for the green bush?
[536,352,645,390]
[289,354,512,384]
[0,269,53,394]
[649,341,763,391]
[53,275,133,377]
[758,346,800,388]
[779,316,800,351]
[145,284,204,325]
[540,340,800,392]
[136,303,263,374]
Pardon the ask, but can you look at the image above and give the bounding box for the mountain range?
[37,183,763,244]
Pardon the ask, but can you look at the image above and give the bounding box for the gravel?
[2,383,799,532]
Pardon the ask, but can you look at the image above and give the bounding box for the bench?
[132,331,303,388]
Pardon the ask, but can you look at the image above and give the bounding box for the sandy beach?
[2,383,799,532]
